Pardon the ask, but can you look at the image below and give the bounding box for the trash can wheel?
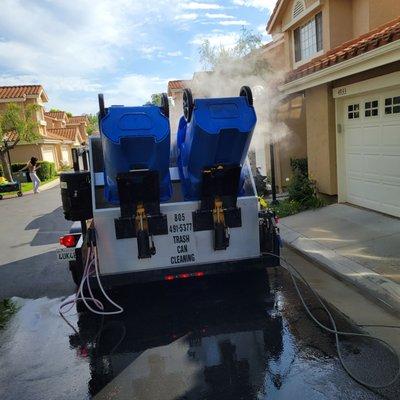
[17,191,23,197]
[160,93,169,118]
[240,86,253,106]
[183,89,194,123]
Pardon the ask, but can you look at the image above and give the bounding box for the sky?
[0,0,277,114]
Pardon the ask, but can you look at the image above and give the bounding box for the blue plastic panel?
[100,105,171,203]
[177,96,256,200]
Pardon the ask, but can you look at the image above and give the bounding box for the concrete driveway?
[0,187,75,299]
[280,204,400,313]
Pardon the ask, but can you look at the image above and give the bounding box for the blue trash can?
[100,104,172,203]
[177,92,256,200]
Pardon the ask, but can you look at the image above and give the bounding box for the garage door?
[343,89,400,217]
[61,146,70,164]
[42,147,55,163]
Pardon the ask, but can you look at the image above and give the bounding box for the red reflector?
[179,273,190,279]
[60,235,77,248]
[194,271,205,277]
[165,275,175,281]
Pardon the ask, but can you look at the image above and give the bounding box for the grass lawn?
[1,176,59,196]
[0,299,19,329]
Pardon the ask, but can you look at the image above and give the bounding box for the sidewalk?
[280,204,400,314]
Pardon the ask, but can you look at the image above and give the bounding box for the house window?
[384,96,400,114]
[365,100,379,117]
[294,12,323,62]
[348,104,360,119]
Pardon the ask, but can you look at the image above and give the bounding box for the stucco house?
[266,0,400,218]
[0,85,89,169]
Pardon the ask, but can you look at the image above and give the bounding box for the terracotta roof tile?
[44,111,68,121]
[167,80,191,96]
[286,16,400,83]
[47,128,77,142]
[0,85,44,100]
[68,115,88,124]
[168,80,190,90]
[3,130,19,142]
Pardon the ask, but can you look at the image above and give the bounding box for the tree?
[198,26,263,70]
[85,114,99,135]
[145,93,163,106]
[0,103,40,181]
[50,108,72,117]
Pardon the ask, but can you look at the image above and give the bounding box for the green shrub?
[271,199,301,218]
[36,161,56,180]
[286,157,326,213]
[290,158,308,177]
[0,299,19,329]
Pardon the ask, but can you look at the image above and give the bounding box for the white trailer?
[58,135,280,288]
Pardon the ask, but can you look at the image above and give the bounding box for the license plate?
[57,248,76,262]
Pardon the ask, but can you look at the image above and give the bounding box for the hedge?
[0,161,56,181]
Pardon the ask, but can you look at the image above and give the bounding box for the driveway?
[0,187,75,299]
[280,204,400,313]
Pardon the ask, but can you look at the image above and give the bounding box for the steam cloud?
[171,53,293,175]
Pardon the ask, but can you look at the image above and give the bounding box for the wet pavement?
[0,268,399,400]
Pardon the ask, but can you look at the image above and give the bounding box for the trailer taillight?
[60,234,78,248]
[164,271,205,281]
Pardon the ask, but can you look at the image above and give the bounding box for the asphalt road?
[1,270,399,400]
[0,187,75,299]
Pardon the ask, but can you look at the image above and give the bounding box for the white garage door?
[42,147,55,163]
[61,146,70,164]
[343,89,400,217]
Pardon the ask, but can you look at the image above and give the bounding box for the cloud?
[182,2,223,10]
[104,74,168,106]
[205,13,234,19]
[166,51,183,57]
[219,20,249,26]
[174,13,199,20]
[191,32,240,48]
[232,0,277,10]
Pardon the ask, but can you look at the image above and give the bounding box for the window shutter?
[315,12,323,51]
[294,28,301,62]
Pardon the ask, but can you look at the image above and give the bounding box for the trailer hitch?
[213,197,230,250]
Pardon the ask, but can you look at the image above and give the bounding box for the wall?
[305,83,337,195]
[369,0,400,31]
[8,143,42,165]
[328,0,353,48]
[169,91,183,147]
[352,0,370,37]
[275,93,308,189]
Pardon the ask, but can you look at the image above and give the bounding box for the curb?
[280,223,400,315]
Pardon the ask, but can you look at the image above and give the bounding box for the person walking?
[20,157,41,194]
